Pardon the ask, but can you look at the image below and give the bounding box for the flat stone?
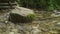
[11,6,35,16]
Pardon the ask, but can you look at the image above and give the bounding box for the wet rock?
[9,6,36,23]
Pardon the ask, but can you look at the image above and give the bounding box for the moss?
[25,14,36,22]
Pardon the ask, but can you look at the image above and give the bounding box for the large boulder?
[9,6,36,23]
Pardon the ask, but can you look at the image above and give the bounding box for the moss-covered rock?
[9,6,36,23]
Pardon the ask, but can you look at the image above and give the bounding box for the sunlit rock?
[31,29,41,34]
[9,6,36,23]
[51,10,60,17]
[9,32,14,34]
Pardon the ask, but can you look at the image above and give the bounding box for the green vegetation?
[24,14,36,22]
[17,0,60,11]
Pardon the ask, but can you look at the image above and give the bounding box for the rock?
[49,30,58,34]
[31,29,41,34]
[11,6,35,16]
[9,32,14,34]
[57,22,60,25]
[55,22,60,26]
[9,6,36,23]
[51,13,60,17]
[54,10,60,14]
[51,10,60,17]
[0,9,10,22]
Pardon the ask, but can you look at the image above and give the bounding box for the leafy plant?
[17,0,60,11]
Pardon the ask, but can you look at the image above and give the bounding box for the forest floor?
[0,9,60,34]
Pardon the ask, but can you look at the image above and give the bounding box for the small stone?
[9,32,14,34]
[52,21,57,23]
[24,31,30,34]
[12,29,18,32]
[49,30,58,34]
[5,21,8,23]
[31,29,41,34]
[57,22,60,25]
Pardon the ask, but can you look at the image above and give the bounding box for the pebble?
[57,22,60,25]
[9,32,14,34]
[31,29,41,34]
